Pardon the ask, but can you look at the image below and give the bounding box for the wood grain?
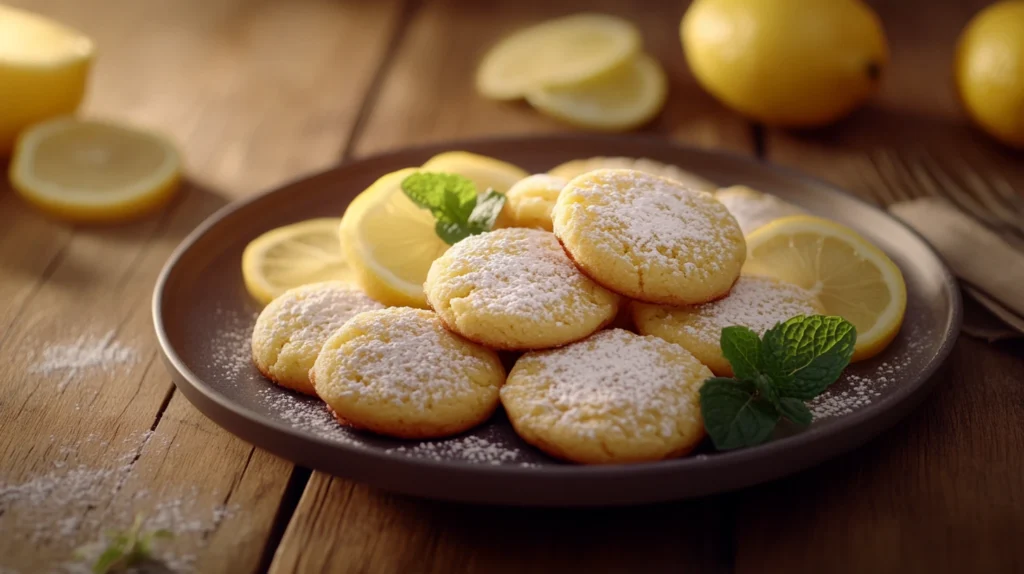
[736,1,1024,571]
[271,1,750,572]
[0,0,403,572]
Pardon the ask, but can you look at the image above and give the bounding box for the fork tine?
[953,158,1024,233]
[912,153,1001,226]
[872,149,918,204]
[854,154,898,206]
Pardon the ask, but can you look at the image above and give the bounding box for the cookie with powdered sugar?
[501,329,710,464]
[311,308,505,439]
[424,227,620,351]
[553,169,746,306]
[633,275,824,376]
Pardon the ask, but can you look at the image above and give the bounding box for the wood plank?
[736,1,1024,571]
[0,0,404,572]
[272,1,751,572]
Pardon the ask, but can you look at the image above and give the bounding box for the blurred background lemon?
[0,4,94,155]
[681,0,888,128]
[955,0,1024,148]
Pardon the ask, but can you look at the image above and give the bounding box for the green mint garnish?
[699,315,856,451]
[74,514,173,574]
[400,172,507,245]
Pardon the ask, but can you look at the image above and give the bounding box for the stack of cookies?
[251,165,824,465]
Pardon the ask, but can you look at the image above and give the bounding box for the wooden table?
[2,0,1022,572]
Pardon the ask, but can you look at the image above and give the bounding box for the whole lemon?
[955,1,1024,148]
[681,0,888,127]
[0,6,94,155]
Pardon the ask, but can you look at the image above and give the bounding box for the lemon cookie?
[548,156,717,191]
[251,281,384,396]
[714,185,805,235]
[501,329,710,464]
[311,308,505,439]
[633,275,823,376]
[494,174,568,231]
[424,227,620,350]
[553,169,746,305]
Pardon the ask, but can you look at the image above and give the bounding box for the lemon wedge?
[744,215,907,362]
[421,151,528,193]
[525,53,667,132]
[340,168,449,308]
[0,5,94,154]
[476,13,641,100]
[9,118,181,223]
[241,218,352,305]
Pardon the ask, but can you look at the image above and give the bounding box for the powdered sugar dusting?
[678,275,822,344]
[504,329,707,441]
[256,387,363,447]
[554,169,743,284]
[386,433,522,465]
[29,331,138,389]
[426,228,615,327]
[208,307,259,381]
[314,308,500,411]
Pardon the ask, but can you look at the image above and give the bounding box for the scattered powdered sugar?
[672,275,822,345]
[316,308,497,410]
[386,434,522,465]
[256,387,363,447]
[29,331,138,389]
[426,228,614,327]
[1,432,239,573]
[715,185,806,235]
[555,169,743,283]
[207,308,259,380]
[506,330,705,440]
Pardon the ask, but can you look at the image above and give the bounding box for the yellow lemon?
[241,218,351,305]
[525,53,667,132]
[9,118,180,223]
[476,13,641,100]
[0,5,94,155]
[681,0,887,127]
[421,151,528,193]
[339,168,449,308]
[955,1,1024,147]
[744,215,907,362]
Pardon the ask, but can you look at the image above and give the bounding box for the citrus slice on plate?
[421,151,529,193]
[525,53,667,132]
[340,167,449,308]
[241,218,351,305]
[743,215,907,361]
[475,13,642,100]
[0,5,94,154]
[9,117,181,223]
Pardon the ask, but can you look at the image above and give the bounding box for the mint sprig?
[401,172,507,245]
[74,514,173,573]
[700,315,856,450]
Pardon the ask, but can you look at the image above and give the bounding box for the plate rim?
[152,134,962,494]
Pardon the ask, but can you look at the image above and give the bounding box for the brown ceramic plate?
[153,134,961,507]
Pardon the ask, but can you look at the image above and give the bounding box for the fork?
[862,149,1024,335]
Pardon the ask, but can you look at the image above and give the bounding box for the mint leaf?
[762,315,856,400]
[92,546,126,574]
[752,373,779,408]
[435,219,471,245]
[700,377,779,450]
[778,397,812,427]
[720,326,762,380]
[401,172,477,222]
[467,189,507,232]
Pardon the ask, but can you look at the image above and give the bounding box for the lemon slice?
[0,5,94,154]
[476,13,642,100]
[744,215,907,362]
[340,168,449,308]
[241,218,351,305]
[421,151,529,193]
[10,118,181,223]
[525,53,667,132]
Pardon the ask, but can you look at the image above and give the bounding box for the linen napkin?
[889,197,1024,340]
